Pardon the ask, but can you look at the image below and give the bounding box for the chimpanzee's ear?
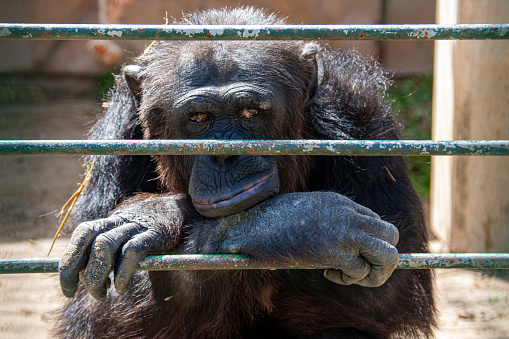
[123,65,142,105]
[300,43,320,104]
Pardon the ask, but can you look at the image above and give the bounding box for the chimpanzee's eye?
[240,107,259,119]
[190,112,209,123]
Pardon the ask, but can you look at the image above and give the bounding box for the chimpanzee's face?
[125,41,315,217]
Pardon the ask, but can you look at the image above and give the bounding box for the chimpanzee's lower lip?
[192,173,276,217]
[193,173,272,205]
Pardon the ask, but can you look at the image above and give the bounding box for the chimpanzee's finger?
[325,231,399,287]
[323,254,371,285]
[114,229,169,295]
[325,192,382,219]
[83,223,142,301]
[59,216,124,298]
[323,220,398,287]
[355,214,399,247]
[355,237,399,287]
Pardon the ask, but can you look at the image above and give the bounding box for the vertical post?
[431,0,509,252]
[430,0,457,250]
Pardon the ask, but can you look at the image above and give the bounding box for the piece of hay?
[138,11,169,59]
[48,165,92,256]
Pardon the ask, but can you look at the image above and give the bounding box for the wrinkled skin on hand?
[59,194,187,301]
[59,192,399,301]
[193,192,399,287]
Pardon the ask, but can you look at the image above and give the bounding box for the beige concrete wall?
[382,0,435,75]
[431,0,509,252]
[0,0,434,75]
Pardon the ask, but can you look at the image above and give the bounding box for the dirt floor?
[0,79,508,338]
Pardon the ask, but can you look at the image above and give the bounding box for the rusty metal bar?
[1,253,508,274]
[0,23,508,41]
[1,140,508,156]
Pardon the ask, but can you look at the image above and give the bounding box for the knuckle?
[372,218,387,231]
[58,259,74,274]
[324,192,349,207]
[390,225,400,245]
[72,215,123,238]
[93,234,115,254]
[122,244,142,262]
[59,248,85,276]
[386,246,400,265]
[374,220,399,245]
[71,221,97,238]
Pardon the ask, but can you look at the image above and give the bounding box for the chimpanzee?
[56,7,435,339]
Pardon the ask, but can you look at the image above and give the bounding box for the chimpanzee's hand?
[59,194,187,301]
[207,192,399,287]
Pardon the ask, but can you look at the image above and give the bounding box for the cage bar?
[0,24,508,41]
[1,253,508,274]
[1,140,508,156]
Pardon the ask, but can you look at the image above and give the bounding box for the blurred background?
[0,1,508,338]
[0,0,435,75]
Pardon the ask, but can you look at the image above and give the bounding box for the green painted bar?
[1,253,508,274]
[0,140,508,156]
[0,23,508,41]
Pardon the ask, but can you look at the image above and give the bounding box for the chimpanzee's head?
[123,40,318,217]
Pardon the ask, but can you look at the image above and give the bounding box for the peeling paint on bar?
[409,28,438,39]
[0,24,508,40]
[500,25,508,37]
[397,253,509,269]
[107,30,123,37]
[0,27,11,36]
[1,253,508,274]
[0,140,508,156]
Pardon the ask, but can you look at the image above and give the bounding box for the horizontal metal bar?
[1,253,508,274]
[1,24,508,41]
[0,140,508,156]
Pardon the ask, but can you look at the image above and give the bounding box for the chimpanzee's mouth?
[192,173,278,218]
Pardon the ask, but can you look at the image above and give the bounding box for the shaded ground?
[0,79,508,338]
